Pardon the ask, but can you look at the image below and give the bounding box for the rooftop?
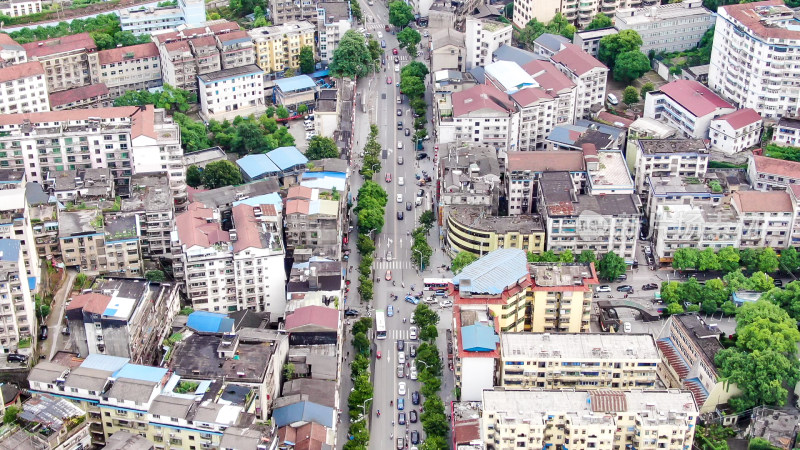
[492,44,544,66]
[285,305,339,332]
[522,59,575,93]
[529,262,598,288]
[170,333,273,383]
[268,146,308,171]
[237,154,280,179]
[720,0,799,41]
[452,248,529,295]
[272,401,333,428]
[551,43,607,76]
[275,75,317,93]
[450,207,544,234]
[732,190,793,213]
[588,150,634,188]
[656,80,734,117]
[23,32,97,59]
[231,203,281,253]
[187,310,235,334]
[484,60,537,94]
[501,332,659,360]
[638,139,709,154]
[248,21,315,40]
[0,60,42,84]
[616,0,711,26]
[105,377,158,404]
[175,202,229,249]
[198,64,263,83]
[58,209,101,237]
[673,314,724,366]
[190,179,280,210]
[98,42,159,65]
[123,173,172,212]
[508,150,585,173]
[0,239,20,262]
[431,28,465,50]
[751,154,800,178]
[451,83,515,117]
[574,27,619,40]
[104,213,137,242]
[534,33,569,52]
[184,146,227,167]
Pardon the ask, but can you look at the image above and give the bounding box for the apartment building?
[269,0,318,26]
[123,173,175,259]
[643,175,726,236]
[573,27,618,58]
[0,61,49,114]
[615,0,714,53]
[198,65,266,121]
[438,145,501,222]
[652,203,741,262]
[1,394,90,449]
[0,239,35,351]
[708,108,762,156]
[481,389,699,450]
[439,84,517,148]
[22,33,97,93]
[523,59,577,128]
[431,28,465,72]
[452,306,500,401]
[59,209,143,276]
[119,0,205,34]
[216,30,256,69]
[633,139,709,195]
[446,207,545,257]
[499,333,660,389]
[65,277,179,364]
[538,171,640,263]
[748,155,800,191]
[550,44,608,119]
[644,80,735,139]
[731,190,794,249]
[773,116,800,147]
[317,2,351,64]
[0,187,42,284]
[506,150,586,215]
[284,185,342,259]
[43,167,113,203]
[249,22,316,74]
[0,0,42,17]
[465,18,512,70]
[48,83,110,111]
[709,1,800,119]
[89,43,162,98]
[527,262,597,333]
[512,0,560,28]
[0,34,27,65]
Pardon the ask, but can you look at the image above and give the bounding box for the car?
[397,438,405,450]
[393,48,398,55]
[616,285,633,292]
[397,108,403,116]
[411,431,419,445]
[642,283,658,291]
[397,364,405,378]
[623,322,632,333]
[416,152,427,160]
[385,270,392,281]
[378,31,383,39]
[394,56,399,63]
[405,295,419,305]
[397,194,403,203]
[440,300,453,307]
[387,76,393,84]
[412,391,420,405]
[382,57,386,65]
[409,326,417,340]
[643,246,653,255]
[398,141,403,149]
[397,121,403,129]
[39,325,48,341]
[397,398,405,410]
[409,366,418,379]
[616,274,628,281]
[398,351,406,364]
[387,305,394,317]
[385,172,392,183]
[385,24,391,31]
[397,211,404,220]
[398,381,407,395]
[398,156,404,165]
[397,339,405,351]
[409,345,416,357]
[381,40,386,48]
[395,64,400,72]
[6,353,26,363]
[417,189,425,197]
[404,128,411,136]
[62,326,70,336]
[775,279,784,287]
[398,177,404,186]
[409,410,418,423]
[376,350,382,359]
[596,285,611,293]
[398,412,406,425]
[434,290,447,297]
[607,93,619,105]
[344,308,359,317]
[406,201,412,211]
[387,251,393,261]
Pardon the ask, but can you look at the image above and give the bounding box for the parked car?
[39,325,48,341]
[398,177,404,186]
[774,279,784,287]
[398,156,404,165]
[409,345,416,357]
[404,128,411,136]
[397,364,405,378]
[397,438,405,450]
[397,398,405,410]
[398,381,406,394]
[397,121,403,129]
[411,431,419,444]
[406,201,412,211]
[411,391,420,405]
[596,285,611,293]
[409,410,418,423]
[439,300,453,307]
[397,108,403,116]
[397,194,403,203]
[616,285,633,292]
[409,366,418,379]
[385,172,392,183]
[416,153,427,160]
[388,305,394,317]
[642,283,658,291]
[607,93,619,105]
[6,353,26,363]
[616,274,627,281]
[397,339,405,351]
[344,308,359,317]
[398,412,406,425]
[409,326,417,340]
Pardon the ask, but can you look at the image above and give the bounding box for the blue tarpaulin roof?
[309,69,330,78]
[80,354,130,373]
[272,401,333,428]
[0,239,20,261]
[452,248,528,295]
[275,75,316,93]
[461,324,499,352]
[266,146,308,171]
[28,276,36,291]
[187,311,235,334]
[233,192,283,209]
[114,364,168,382]
[236,154,280,179]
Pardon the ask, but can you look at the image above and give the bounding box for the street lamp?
[413,248,424,271]
[359,397,373,415]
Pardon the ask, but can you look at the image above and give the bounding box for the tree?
[91,32,114,50]
[597,252,626,281]
[357,278,373,302]
[397,27,421,56]
[598,29,643,68]
[411,238,432,269]
[349,0,362,21]
[697,248,721,272]
[367,39,382,67]
[680,277,703,305]
[420,324,438,341]
[201,160,242,189]
[622,86,639,105]
[413,304,440,329]
[451,251,478,275]
[749,438,780,450]
[75,273,89,290]
[716,347,799,411]
[780,247,800,274]
[763,281,800,320]
[735,300,800,353]
[740,248,759,272]
[400,75,426,99]
[276,106,290,119]
[546,13,575,40]
[352,332,371,355]
[613,50,651,82]
[640,81,655,98]
[672,248,698,271]
[282,362,295,380]
[330,30,373,79]
[666,302,684,315]
[265,106,275,118]
[3,406,19,424]
[718,247,741,273]
[757,247,780,273]
[586,13,613,30]
[358,207,385,234]
[721,300,737,316]
[558,249,574,263]
[420,210,435,230]
[298,45,315,74]
[305,136,339,160]
[577,250,596,264]
[186,165,203,187]
[352,317,373,336]
[356,234,376,255]
[660,281,682,304]
[357,181,388,207]
[145,270,166,282]
[749,271,775,292]
[421,436,450,450]
[389,0,414,27]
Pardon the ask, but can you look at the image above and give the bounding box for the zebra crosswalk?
[390,329,414,340]
[376,260,414,270]
[365,23,385,30]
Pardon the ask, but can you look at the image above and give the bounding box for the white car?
[409,326,417,340]
[409,367,418,380]
[397,194,403,203]
[398,382,407,396]
[397,141,403,150]
[395,64,400,72]
[398,177,404,186]
[378,31,383,39]
[596,285,611,293]
[398,351,406,364]
[607,93,619,105]
[439,300,453,308]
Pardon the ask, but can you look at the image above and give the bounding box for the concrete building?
[481,389,699,450]
[526,262,598,333]
[0,394,90,450]
[216,30,256,70]
[59,209,143,276]
[43,168,114,203]
[709,108,762,155]
[512,0,560,29]
[546,120,625,151]
[122,173,176,259]
[432,71,478,116]
[198,65,265,121]
[506,150,587,215]
[445,207,545,257]
[0,240,35,351]
[431,28,466,72]
[773,117,800,147]
[499,333,660,389]
[633,139,709,195]
[748,155,800,191]
[551,44,608,119]
[22,33,97,93]
[0,34,27,65]
[89,43,163,98]
[438,84,517,148]
[268,0,318,27]
[119,0,205,34]
[643,175,727,237]
[48,83,110,111]
[652,203,741,262]
[0,61,49,114]
[0,188,44,284]
[709,1,800,119]
[452,306,500,401]
[465,18,512,70]
[615,0,714,53]
[0,0,42,17]
[317,2,351,64]
[731,190,794,249]
[314,88,338,138]
[437,144,501,222]
[65,277,179,364]
[532,33,569,58]
[644,80,736,139]
[249,21,316,74]
[274,75,317,109]
[284,185,342,259]
[573,27,618,58]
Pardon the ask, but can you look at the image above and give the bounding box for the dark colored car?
[641,283,658,291]
[397,121,403,129]
[616,285,633,292]
[39,325,48,341]
[409,345,416,357]
[417,189,425,197]
[397,108,402,116]
[409,410,418,423]
[6,353,26,363]
[406,202,412,211]
[397,339,405,351]
[397,211,404,220]
[411,430,419,444]
[775,279,784,287]
[344,309,359,317]
[616,274,628,281]
[416,153,427,160]
[404,128,411,136]
[412,391,420,405]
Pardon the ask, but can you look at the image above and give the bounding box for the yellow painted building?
[445,208,545,258]
[248,21,316,73]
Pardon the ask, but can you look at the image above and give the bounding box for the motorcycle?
[377,410,381,417]
[390,400,393,406]
[393,280,396,286]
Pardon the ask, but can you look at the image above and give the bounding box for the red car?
[386,76,393,84]
[377,350,382,359]
[385,172,392,183]
[392,48,398,55]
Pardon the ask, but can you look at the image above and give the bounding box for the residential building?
[216,29,256,69]
[748,155,800,191]
[0,34,27,65]
[269,0,318,27]
[709,1,800,119]
[731,190,794,249]
[465,18,512,70]
[0,61,49,114]
[0,188,42,285]
[437,144,501,222]
[183,146,227,169]
[546,120,625,151]
[198,65,265,121]
[119,0,205,34]
[48,83,110,111]
[0,394,90,450]
[506,150,587,215]
[656,314,740,411]
[438,84,517,148]
[22,33,97,93]
[709,108,762,155]
[481,389,699,449]
[432,71,477,116]
[526,262,597,333]
[643,175,726,234]
[499,333,660,389]
[586,147,635,195]
[122,173,175,259]
[0,240,35,351]
[59,209,143,276]
[532,33,569,58]
[550,44,608,119]
[0,0,41,17]
[652,203,741,262]
[284,185,342,259]
[65,277,179,364]
[236,146,308,183]
[522,59,577,131]
[274,75,317,108]
[615,0,714,53]
[633,139,709,195]
[314,88,338,138]
[644,79,736,139]
[249,22,316,74]
[431,28,466,72]
[43,168,113,203]
[89,43,163,98]
[572,27,618,58]
[286,259,344,311]
[317,2,351,64]
[452,306,500,401]
[512,0,560,29]
[445,207,545,257]
[774,116,800,147]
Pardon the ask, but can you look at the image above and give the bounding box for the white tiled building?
[198,65,265,121]
[0,61,49,114]
[0,239,34,351]
[317,2,352,64]
[550,44,608,119]
[465,18,512,70]
[708,108,762,155]
[644,79,735,139]
[89,43,163,98]
[747,155,800,191]
[772,117,800,147]
[731,190,794,249]
[0,0,42,17]
[615,0,714,53]
[438,84,518,149]
[652,203,741,261]
[633,139,709,195]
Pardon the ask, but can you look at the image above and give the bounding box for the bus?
[423,278,450,290]
[375,310,387,340]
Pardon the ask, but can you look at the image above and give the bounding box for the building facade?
[615,0,714,53]
[0,240,35,352]
[633,139,709,195]
[249,22,316,74]
[445,208,545,257]
[465,18,512,70]
[708,108,762,155]
[22,33,97,93]
[198,65,266,121]
[0,61,49,114]
[644,80,735,139]
[89,43,163,98]
[550,44,608,119]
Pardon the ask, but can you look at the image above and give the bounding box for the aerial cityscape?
[0,0,795,448]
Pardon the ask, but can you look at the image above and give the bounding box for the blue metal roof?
[236,154,280,179]
[300,171,347,191]
[575,119,624,140]
[468,66,485,84]
[461,324,499,352]
[547,124,586,146]
[114,364,168,383]
[272,401,333,428]
[0,239,20,261]
[534,33,570,52]
[187,311,235,334]
[492,44,544,67]
[80,354,130,373]
[275,75,316,93]
[267,146,308,171]
[233,192,283,209]
[452,248,528,295]
[309,69,330,78]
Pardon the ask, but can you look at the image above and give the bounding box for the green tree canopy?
[389,0,414,27]
[402,61,430,80]
[400,75,426,99]
[622,86,639,105]
[186,165,203,188]
[397,27,421,56]
[672,248,698,271]
[305,136,340,160]
[640,81,655,98]
[613,50,651,82]
[299,46,315,74]
[597,252,626,281]
[577,250,597,264]
[586,13,613,30]
[145,270,166,282]
[598,29,643,68]
[330,30,373,79]
[201,161,242,189]
[451,251,478,274]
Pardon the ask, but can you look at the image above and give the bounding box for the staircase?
[656,337,689,378]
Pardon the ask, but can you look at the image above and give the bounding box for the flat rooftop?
[648,176,716,195]
[589,151,633,188]
[674,314,723,364]
[529,262,597,287]
[58,209,100,236]
[638,139,708,155]
[171,333,273,383]
[104,213,138,242]
[450,207,544,233]
[123,173,172,212]
[500,332,659,360]
[199,64,263,83]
